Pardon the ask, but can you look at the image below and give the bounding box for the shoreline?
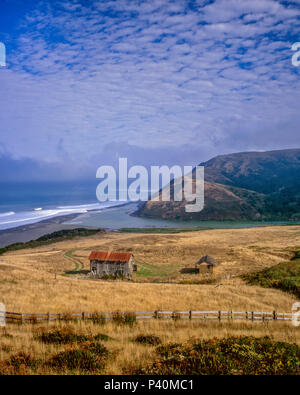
[0,202,132,248]
[0,212,94,248]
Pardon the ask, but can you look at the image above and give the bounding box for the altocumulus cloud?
[0,0,299,180]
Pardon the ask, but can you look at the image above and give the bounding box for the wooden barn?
[196,255,215,274]
[89,251,136,279]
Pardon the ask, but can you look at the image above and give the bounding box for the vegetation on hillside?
[243,250,300,298]
[126,336,300,375]
[0,228,103,256]
[136,149,300,221]
[202,149,299,191]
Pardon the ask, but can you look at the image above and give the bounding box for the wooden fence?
[1,310,299,324]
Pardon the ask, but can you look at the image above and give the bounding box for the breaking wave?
[0,201,126,231]
[0,211,15,218]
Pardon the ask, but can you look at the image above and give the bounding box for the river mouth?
[64,202,300,231]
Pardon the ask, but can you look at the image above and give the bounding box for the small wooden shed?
[196,255,215,274]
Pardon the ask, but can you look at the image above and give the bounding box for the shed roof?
[89,251,133,262]
[196,255,215,265]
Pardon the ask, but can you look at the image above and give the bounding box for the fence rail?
[0,309,299,324]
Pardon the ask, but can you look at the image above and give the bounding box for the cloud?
[0,0,299,180]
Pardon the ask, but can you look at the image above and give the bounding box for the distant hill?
[201,149,300,194]
[135,149,300,221]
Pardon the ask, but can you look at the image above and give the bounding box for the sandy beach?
[0,213,96,248]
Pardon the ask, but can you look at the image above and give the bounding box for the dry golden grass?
[0,318,299,375]
[0,226,299,315]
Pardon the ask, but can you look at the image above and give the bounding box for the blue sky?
[0,0,299,180]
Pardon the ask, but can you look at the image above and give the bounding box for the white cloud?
[0,0,299,174]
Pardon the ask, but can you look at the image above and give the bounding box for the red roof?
[89,251,132,262]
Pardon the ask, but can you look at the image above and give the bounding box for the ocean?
[0,181,123,230]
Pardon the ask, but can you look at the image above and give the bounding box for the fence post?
[251,312,254,321]
[189,310,192,320]
[246,311,248,320]
[47,312,50,323]
[218,311,221,321]
[273,310,277,320]
[154,311,158,319]
[82,312,85,321]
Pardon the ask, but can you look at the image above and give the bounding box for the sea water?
[0,181,122,230]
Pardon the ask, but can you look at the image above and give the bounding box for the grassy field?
[0,225,300,374]
[0,319,299,375]
[0,226,299,314]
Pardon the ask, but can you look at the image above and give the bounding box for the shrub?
[48,341,110,373]
[127,336,300,375]
[93,333,112,342]
[90,313,106,325]
[0,352,41,374]
[112,311,136,327]
[61,313,78,323]
[82,342,110,358]
[171,312,181,321]
[1,345,12,353]
[134,334,161,346]
[242,252,300,298]
[48,348,104,372]
[28,314,38,324]
[36,326,89,344]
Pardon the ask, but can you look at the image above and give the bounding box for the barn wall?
[90,258,134,278]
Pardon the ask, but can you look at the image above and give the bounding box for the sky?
[0,0,299,181]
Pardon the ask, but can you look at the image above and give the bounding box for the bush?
[61,313,79,323]
[112,311,136,327]
[171,312,182,321]
[48,341,110,373]
[36,327,89,344]
[127,336,300,375]
[36,326,113,346]
[134,334,161,346]
[243,254,300,298]
[93,333,112,342]
[90,313,106,325]
[82,342,110,358]
[0,352,41,374]
[48,348,104,372]
[28,314,38,324]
